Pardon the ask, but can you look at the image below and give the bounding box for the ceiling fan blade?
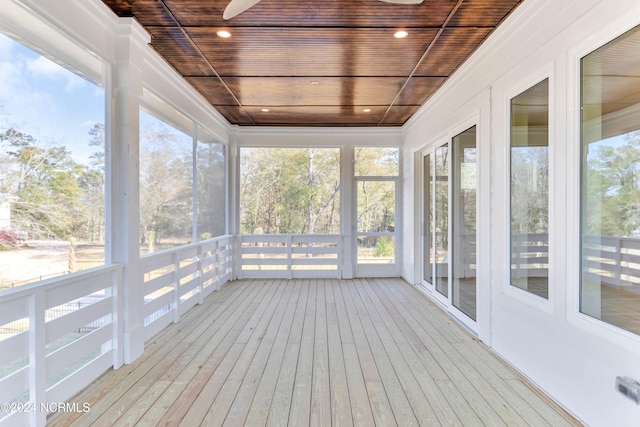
[223,0,263,19]
[377,0,424,4]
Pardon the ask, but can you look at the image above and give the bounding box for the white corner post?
[228,134,241,279]
[107,19,149,364]
[341,146,355,279]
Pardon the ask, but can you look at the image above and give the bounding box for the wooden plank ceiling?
[101,0,523,127]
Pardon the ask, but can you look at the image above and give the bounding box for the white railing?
[511,233,640,288]
[583,235,640,287]
[0,264,124,427]
[511,232,549,278]
[141,235,233,340]
[0,234,233,426]
[238,234,342,279]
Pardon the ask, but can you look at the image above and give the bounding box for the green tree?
[139,121,192,247]
[240,148,340,234]
[511,146,549,235]
[354,147,399,176]
[586,132,640,237]
[0,128,83,239]
[77,124,105,242]
[196,141,225,239]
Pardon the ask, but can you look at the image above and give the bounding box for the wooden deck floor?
[50,278,580,427]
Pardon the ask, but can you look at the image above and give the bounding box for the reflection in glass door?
[434,145,449,297]
[423,154,433,284]
[422,130,477,323]
[452,126,477,320]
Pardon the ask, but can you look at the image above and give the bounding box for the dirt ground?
[0,241,104,290]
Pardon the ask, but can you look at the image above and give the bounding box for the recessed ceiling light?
[261,108,270,112]
[394,30,408,39]
[217,30,232,38]
[310,81,320,85]
[363,108,372,113]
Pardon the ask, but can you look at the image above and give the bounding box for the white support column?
[229,135,240,279]
[107,19,149,364]
[29,289,46,427]
[192,123,199,244]
[412,150,423,285]
[477,91,492,343]
[341,146,355,278]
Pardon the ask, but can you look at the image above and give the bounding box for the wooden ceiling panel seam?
[101,0,524,127]
[185,27,441,79]
[378,0,464,126]
[413,27,495,76]
[154,0,255,125]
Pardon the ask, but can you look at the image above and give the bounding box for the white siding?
[403,0,640,426]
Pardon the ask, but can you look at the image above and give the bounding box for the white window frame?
[566,14,640,352]
[353,146,401,278]
[417,115,481,333]
[501,66,556,315]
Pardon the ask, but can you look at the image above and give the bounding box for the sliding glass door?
[452,126,477,320]
[423,154,433,285]
[434,144,449,298]
[422,126,477,323]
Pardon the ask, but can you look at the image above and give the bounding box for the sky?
[0,32,105,163]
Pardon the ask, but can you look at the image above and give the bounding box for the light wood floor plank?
[266,281,309,427]
[223,279,294,426]
[389,278,469,344]
[507,378,578,427]
[382,278,580,426]
[200,379,242,427]
[371,278,500,426]
[136,290,267,426]
[266,343,300,427]
[330,279,355,345]
[49,279,582,427]
[51,279,260,427]
[200,279,290,426]
[310,280,331,427]
[365,381,398,427]
[452,341,552,427]
[357,279,445,426]
[175,280,278,426]
[155,306,255,426]
[330,280,375,427]
[326,301,353,427]
[244,280,301,427]
[288,279,316,427]
[348,280,420,426]
[176,342,245,425]
[137,294,260,426]
[366,280,463,426]
[337,279,380,382]
[114,380,170,426]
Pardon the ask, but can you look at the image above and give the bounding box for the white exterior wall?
[403,0,640,425]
